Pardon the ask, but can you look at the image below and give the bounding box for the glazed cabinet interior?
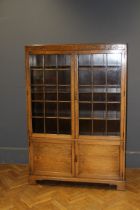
[25,44,127,190]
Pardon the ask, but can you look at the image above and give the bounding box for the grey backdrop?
[0,0,140,167]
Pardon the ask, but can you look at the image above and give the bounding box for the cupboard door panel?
[32,141,74,177]
[76,142,120,179]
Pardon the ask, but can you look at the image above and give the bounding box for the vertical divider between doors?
[74,54,79,139]
[43,55,46,133]
[71,54,76,176]
[71,54,76,139]
[73,53,79,177]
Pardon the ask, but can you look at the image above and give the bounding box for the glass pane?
[44,71,56,84]
[59,119,71,134]
[45,102,57,117]
[107,120,120,135]
[79,93,92,101]
[58,92,70,101]
[45,85,57,93]
[32,102,44,117]
[58,86,70,101]
[32,118,44,133]
[107,54,121,66]
[79,70,92,85]
[79,103,92,117]
[79,120,92,135]
[45,92,57,100]
[107,103,120,119]
[45,119,57,134]
[31,70,43,84]
[58,85,70,93]
[93,68,106,85]
[93,54,106,66]
[58,102,71,117]
[57,55,70,67]
[30,55,43,68]
[79,86,91,94]
[93,86,107,93]
[31,86,44,100]
[58,71,70,85]
[107,68,121,85]
[93,120,106,135]
[93,103,106,119]
[93,93,106,102]
[107,86,120,93]
[44,55,56,68]
[79,55,90,67]
[45,85,57,101]
[107,93,120,102]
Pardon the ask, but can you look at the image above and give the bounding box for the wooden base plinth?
[117,182,126,191]
[28,175,126,190]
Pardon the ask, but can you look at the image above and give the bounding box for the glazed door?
[29,54,75,138]
[76,53,123,138]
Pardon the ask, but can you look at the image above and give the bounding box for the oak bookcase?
[25,44,127,190]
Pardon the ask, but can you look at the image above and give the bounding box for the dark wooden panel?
[32,140,74,177]
[76,142,120,179]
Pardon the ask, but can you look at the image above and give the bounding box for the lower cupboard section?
[31,140,74,177]
[30,139,124,181]
[76,141,121,180]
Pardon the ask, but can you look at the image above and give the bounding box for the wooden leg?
[117,182,126,191]
[28,177,37,185]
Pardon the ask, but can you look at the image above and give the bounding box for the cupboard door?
[76,141,120,179]
[31,140,74,177]
[30,54,72,135]
[78,53,122,137]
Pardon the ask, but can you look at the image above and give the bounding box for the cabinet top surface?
[25,44,127,51]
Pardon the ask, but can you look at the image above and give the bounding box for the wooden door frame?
[25,49,76,140]
[73,49,127,141]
